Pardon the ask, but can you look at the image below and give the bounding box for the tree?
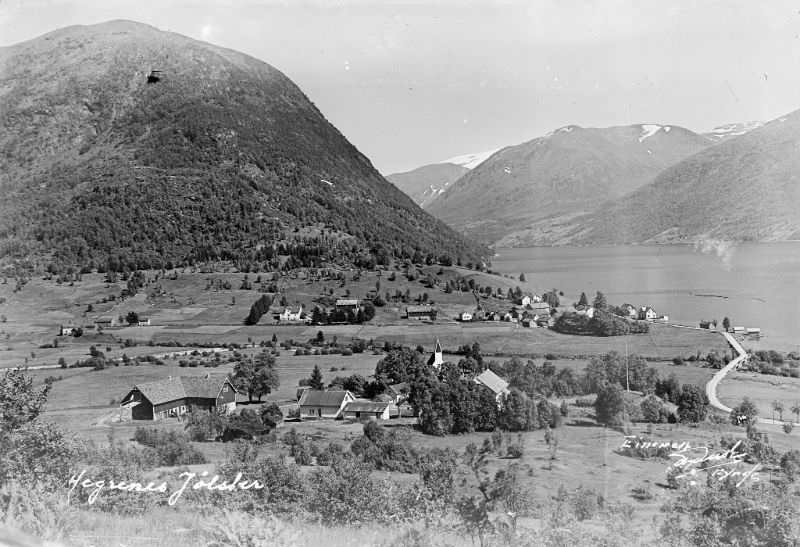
[722,316,731,332]
[677,384,708,423]
[592,291,607,311]
[595,383,625,425]
[125,311,139,325]
[792,401,800,423]
[730,397,759,427]
[309,365,324,390]
[772,400,784,422]
[641,395,665,423]
[577,292,589,308]
[375,347,421,385]
[245,294,274,325]
[261,402,284,429]
[519,273,526,282]
[229,351,279,402]
[1,367,51,433]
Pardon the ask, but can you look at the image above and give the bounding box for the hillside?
[0,21,487,274]
[386,163,469,208]
[556,110,800,244]
[425,124,712,246]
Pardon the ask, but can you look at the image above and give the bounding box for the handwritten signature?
[620,436,761,487]
[68,470,265,506]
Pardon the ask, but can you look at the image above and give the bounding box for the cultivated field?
[717,369,800,422]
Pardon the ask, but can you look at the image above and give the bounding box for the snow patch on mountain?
[439,149,500,169]
[704,121,764,141]
[638,124,661,142]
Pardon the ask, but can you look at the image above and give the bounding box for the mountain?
[703,121,764,142]
[0,21,487,273]
[386,163,469,208]
[425,124,712,246]
[552,110,800,244]
[386,149,497,208]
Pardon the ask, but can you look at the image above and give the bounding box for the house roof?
[130,376,234,406]
[375,393,395,402]
[406,305,435,314]
[335,299,359,306]
[474,369,510,395]
[298,389,353,407]
[388,382,408,395]
[529,303,551,312]
[343,400,392,413]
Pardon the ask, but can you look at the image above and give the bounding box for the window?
[223,386,229,393]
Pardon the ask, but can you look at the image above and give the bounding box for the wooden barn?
[120,375,237,420]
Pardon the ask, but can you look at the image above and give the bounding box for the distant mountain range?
[556,111,800,245]
[386,149,496,208]
[0,21,487,272]
[425,124,713,245]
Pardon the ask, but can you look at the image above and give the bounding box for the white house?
[298,389,355,419]
[460,311,473,322]
[576,306,595,319]
[639,307,658,321]
[520,295,532,307]
[137,317,151,327]
[623,305,638,319]
[59,324,79,336]
[279,306,304,322]
[474,369,510,403]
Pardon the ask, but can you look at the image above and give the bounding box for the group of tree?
[553,310,649,336]
[309,302,375,325]
[244,294,274,325]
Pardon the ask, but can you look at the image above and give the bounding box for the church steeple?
[427,339,444,368]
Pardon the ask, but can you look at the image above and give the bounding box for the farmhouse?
[387,382,409,404]
[406,305,437,320]
[460,311,473,322]
[638,307,658,321]
[474,369,510,402]
[298,389,355,419]
[623,304,638,319]
[335,299,360,312]
[277,306,304,322]
[59,323,80,336]
[427,340,444,368]
[342,400,397,420]
[120,375,237,420]
[699,320,716,330]
[94,316,118,329]
[576,306,595,318]
[137,317,151,327]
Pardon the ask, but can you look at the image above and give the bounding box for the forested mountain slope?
[0,21,487,273]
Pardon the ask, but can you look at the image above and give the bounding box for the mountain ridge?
[0,20,488,272]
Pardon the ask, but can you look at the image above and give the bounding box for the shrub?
[783,422,795,435]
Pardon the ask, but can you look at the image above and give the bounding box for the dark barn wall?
[132,399,154,420]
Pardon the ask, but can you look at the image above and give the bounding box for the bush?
[132,427,206,466]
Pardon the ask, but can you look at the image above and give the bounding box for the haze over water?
[492,242,800,353]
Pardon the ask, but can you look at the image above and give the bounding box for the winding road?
[706,331,799,426]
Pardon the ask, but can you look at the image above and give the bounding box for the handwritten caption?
[67,470,264,506]
[620,437,761,487]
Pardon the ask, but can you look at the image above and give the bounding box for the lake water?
[491,242,800,352]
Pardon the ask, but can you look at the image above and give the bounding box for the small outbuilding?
[298,389,355,419]
[342,400,397,420]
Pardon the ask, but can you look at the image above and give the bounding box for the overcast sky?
[2,0,799,173]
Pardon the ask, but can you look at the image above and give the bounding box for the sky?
[2,0,800,174]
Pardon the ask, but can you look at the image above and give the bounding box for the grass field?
[717,370,800,423]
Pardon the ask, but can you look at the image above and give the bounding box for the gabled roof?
[407,305,436,314]
[129,376,235,406]
[298,389,353,407]
[474,369,510,395]
[335,299,359,306]
[388,382,408,395]
[343,400,392,413]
